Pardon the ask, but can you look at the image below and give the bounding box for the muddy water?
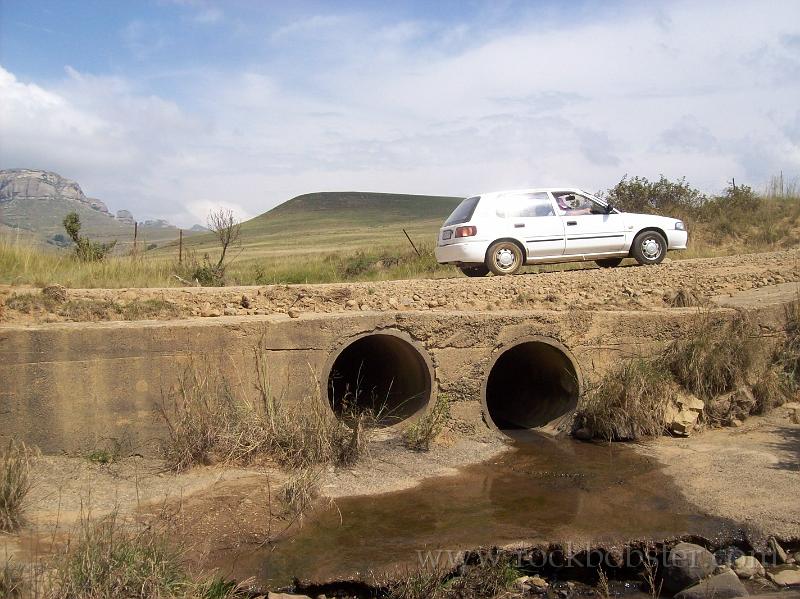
[232,433,735,587]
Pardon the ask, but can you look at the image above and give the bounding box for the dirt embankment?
[1,249,799,324]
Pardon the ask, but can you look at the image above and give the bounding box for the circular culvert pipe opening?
[325,332,433,427]
[482,337,580,433]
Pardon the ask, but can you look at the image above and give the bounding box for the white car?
[435,188,688,276]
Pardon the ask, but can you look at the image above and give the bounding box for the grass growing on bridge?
[0,440,35,533]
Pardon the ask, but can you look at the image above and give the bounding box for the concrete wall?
[0,301,789,454]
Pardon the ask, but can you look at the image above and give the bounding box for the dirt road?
[2,249,799,324]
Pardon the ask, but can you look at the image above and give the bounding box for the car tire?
[595,258,623,268]
[460,265,490,277]
[486,241,524,275]
[631,231,667,265]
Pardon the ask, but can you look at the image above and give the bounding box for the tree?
[62,212,116,261]
[207,208,241,271]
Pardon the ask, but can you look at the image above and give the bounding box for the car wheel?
[595,258,623,268]
[486,241,523,275]
[460,265,490,277]
[631,231,667,265]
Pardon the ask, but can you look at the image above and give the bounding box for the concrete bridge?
[0,284,794,454]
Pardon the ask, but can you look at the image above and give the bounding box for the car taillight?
[455,226,477,238]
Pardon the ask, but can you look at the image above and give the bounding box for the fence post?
[133,222,138,253]
[179,229,183,263]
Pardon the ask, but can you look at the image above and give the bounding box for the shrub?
[605,175,705,216]
[0,440,35,532]
[575,358,676,440]
[63,212,117,262]
[403,395,450,451]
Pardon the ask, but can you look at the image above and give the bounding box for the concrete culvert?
[326,332,433,426]
[483,338,580,432]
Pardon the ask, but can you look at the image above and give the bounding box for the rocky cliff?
[0,169,116,216]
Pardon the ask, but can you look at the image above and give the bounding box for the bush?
[605,175,705,216]
[575,358,676,440]
[63,212,117,262]
[403,395,450,451]
[0,440,35,532]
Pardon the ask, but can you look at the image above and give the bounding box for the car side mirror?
[605,203,614,214]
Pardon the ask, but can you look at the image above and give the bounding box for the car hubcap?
[496,248,516,269]
[642,238,661,260]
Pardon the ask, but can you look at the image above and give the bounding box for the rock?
[573,427,593,441]
[116,209,135,224]
[223,307,237,316]
[664,543,718,593]
[769,537,789,564]
[287,307,301,318]
[267,593,312,599]
[675,570,749,599]
[733,556,765,578]
[671,408,700,436]
[345,299,358,309]
[767,566,800,587]
[388,296,399,309]
[514,575,530,591]
[715,546,745,566]
[42,284,67,303]
[240,295,251,309]
[528,575,549,592]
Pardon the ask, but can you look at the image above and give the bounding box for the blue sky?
[1,0,799,225]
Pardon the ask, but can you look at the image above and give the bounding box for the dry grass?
[388,553,519,599]
[575,358,676,441]
[1,554,25,598]
[279,468,322,523]
[666,288,703,308]
[0,440,35,532]
[4,291,181,322]
[402,394,450,451]
[158,346,370,473]
[666,313,763,400]
[781,295,800,386]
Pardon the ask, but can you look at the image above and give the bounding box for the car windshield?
[443,196,480,226]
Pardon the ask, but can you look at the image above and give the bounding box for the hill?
[173,191,463,258]
[0,169,197,250]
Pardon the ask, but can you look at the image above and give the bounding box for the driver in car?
[555,193,592,216]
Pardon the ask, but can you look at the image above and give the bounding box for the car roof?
[473,188,599,199]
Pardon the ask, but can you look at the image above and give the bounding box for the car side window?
[554,192,594,216]
[496,192,555,218]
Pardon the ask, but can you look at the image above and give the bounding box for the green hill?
[172,191,463,258]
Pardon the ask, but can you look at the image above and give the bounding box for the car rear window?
[444,196,480,226]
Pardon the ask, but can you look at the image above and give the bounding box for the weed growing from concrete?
[0,440,35,532]
[575,358,676,441]
[402,394,450,451]
[279,468,321,523]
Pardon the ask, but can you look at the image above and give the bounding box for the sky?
[1,0,799,226]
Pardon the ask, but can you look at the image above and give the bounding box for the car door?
[495,192,565,259]
[555,192,627,256]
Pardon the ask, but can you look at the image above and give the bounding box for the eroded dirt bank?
[2,249,799,323]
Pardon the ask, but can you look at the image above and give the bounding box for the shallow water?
[228,433,734,587]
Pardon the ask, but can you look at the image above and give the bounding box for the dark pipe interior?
[485,341,579,430]
[327,334,431,426]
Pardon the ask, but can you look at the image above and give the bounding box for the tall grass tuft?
[0,440,35,533]
[158,346,371,473]
[666,313,763,400]
[1,555,25,598]
[575,358,676,441]
[781,295,800,386]
[47,512,189,599]
[402,394,450,451]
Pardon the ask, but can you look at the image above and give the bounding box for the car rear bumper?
[435,241,487,265]
[666,229,688,250]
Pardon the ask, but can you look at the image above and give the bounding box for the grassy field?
[1,181,798,289]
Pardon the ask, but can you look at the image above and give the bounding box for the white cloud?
[1,0,799,227]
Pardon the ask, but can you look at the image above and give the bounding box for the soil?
[637,404,800,544]
[2,249,799,324]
